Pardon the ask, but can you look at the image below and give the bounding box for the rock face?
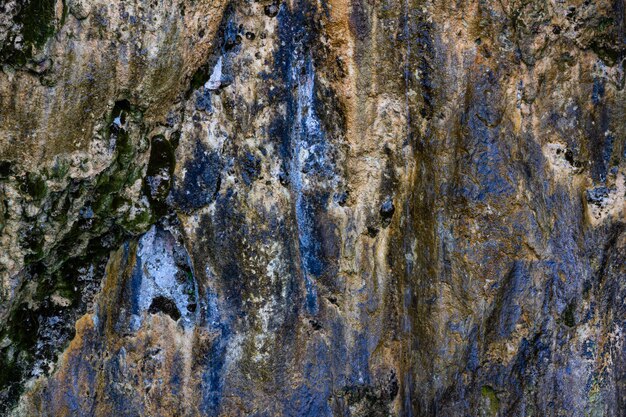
[0,0,624,415]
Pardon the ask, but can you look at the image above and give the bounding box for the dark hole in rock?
[279,171,289,186]
[109,100,131,150]
[334,192,348,206]
[367,225,379,237]
[187,303,197,313]
[566,7,576,19]
[379,197,395,227]
[144,135,175,215]
[309,319,322,330]
[0,161,13,178]
[224,39,237,51]
[245,32,255,40]
[113,99,131,114]
[564,149,583,169]
[149,296,181,321]
[264,3,279,17]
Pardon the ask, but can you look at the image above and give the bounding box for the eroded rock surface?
[0,0,624,416]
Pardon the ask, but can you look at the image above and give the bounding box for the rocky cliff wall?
[0,0,624,416]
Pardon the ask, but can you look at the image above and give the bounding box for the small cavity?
[264,3,279,17]
[380,197,395,227]
[149,296,181,321]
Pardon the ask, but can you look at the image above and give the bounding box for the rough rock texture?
[0,0,624,415]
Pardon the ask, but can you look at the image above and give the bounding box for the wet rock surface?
[0,0,625,416]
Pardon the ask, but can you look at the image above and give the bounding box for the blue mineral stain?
[403,371,415,417]
[171,140,222,211]
[63,389,79,413]
[600,132,614,181]
[169,353,184,396]
[287,43,335,315]
[103,347,143,415]
[291,59,320,315]
[119,227,200,332]
[241,151,261,186]
[348,332,372,385]
[195,88,213,112]
[466,328,480,371]
[455,72,516,203]
[263,2,339,315]
[200,339,227,414]
[592,78,605,105]
[286,338,333,417]
[493,261,526,339]
[199,287,230,415]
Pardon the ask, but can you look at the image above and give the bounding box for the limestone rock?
[0,0,624,416]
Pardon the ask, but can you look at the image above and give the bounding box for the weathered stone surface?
[0,0,624,415]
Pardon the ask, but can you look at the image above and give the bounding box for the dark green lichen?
[0,0,59,67]
[561,301,577,328]
[0,303,39,411]
[19,172,47,200]
[481,385,500,416]
[144,135,175,216]
[0,219,132,412]
[0,99,159,413]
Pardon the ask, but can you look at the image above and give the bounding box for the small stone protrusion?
[68,0,91,20]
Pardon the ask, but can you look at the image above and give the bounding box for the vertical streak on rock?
[400,0,416,413]
[290,53,321,315]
